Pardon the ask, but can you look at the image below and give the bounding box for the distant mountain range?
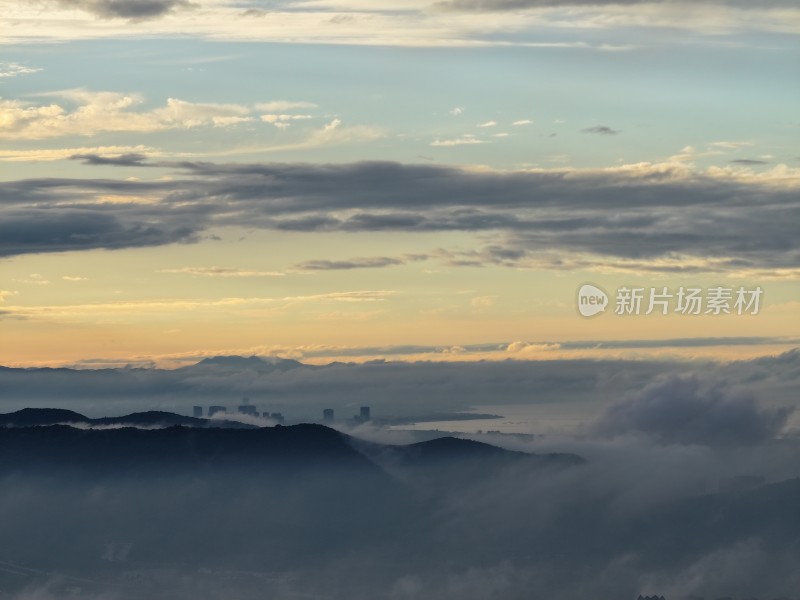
[0,407,253,429]
[0,408,575,475]
[0,354,308,374]
[182,355,308,372]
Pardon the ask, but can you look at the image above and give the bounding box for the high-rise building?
[359,406,370,421]
[208,405,226,417]
[323,408,334,422]
[192,406,203,418]
[238,397,257,416]
[269,412,285,425]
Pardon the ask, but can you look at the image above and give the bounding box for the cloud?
[709,140,754,149]
[0,62,42,78]
[512,119,533,126]
[431,137,487,146]
[0,349,705,410]
[0,208,200,256]
[582,125,620,135]
[1,159,798,274]
[434,0,800,11]
[62,276,88,282]
[255,101,318,112]
[558,336,798,351]
[159,267,284,277]
[0,90,258,140]
[51,0,194,20]
[250,118,383,152]
[295,257,407,270]
[477,120,497,128]
[731,159,771,166]
[592,375,793,446]
[449,107,464,116]
[260,114,314,124]
[2,0,797,48]
[258,110,316,131]
[505,341,560,353]
[71,152,151,166]
[0,146,156,163]
[0,291,398,324]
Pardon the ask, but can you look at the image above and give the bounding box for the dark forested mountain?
[0,407,253,429]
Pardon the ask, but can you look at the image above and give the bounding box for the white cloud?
[260,114,313,126]
[709,141,754,149]
[449,106,464,116]
[194,118,384,155]
[431,136,488,146]
[669,145,700,162]
[297,117,382,148]
[477,120,497,128]
[505,341,561,354]
[0,90,254,140]
[0,62,42,78]
[62,276,89,282]
[255,101,317,112]
[154,97,252,127]
[512,119,533,126]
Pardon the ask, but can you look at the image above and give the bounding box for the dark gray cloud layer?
[2,158,797,272]
[296,257,406,270]
[71,152,151,166]
[0,209,199,255]
[0,349,797,426]
[731,158,771,166]
[52,0,193,20]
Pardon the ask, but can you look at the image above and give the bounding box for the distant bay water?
[390,402,604,435]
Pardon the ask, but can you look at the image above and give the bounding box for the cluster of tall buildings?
[320,406,371,424]
[193,399,284,424]
[190,401,373,426]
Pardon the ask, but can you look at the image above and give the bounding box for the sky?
[0,0,798,368]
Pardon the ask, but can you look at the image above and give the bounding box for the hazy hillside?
[0,418,797,599]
